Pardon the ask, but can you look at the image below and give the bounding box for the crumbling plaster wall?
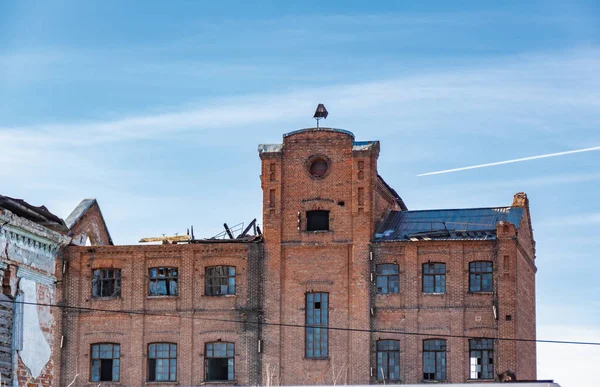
[1,208,69,387]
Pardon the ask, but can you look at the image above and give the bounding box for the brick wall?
[59,242,261,386]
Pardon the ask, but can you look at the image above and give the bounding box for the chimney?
[512,192,528,207]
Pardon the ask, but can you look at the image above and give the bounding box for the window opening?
[92,269,121,298]
[423,339,446,381]
[205,342,234,381]
[148,343,177,382]
[377,340,400,381]
[469,339,494,379]
[309,158,328,178]
[149,267,178,296]
[306,210,329,231]
[205,266,236,296]
[376,264,399,294]
[91,343,120,382]
[423,263,446,293]
[469,262,493,292]
[306,292,328,358]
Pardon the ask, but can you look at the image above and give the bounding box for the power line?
[10,300,600,347]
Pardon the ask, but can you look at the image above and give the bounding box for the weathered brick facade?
[58,127,537,385]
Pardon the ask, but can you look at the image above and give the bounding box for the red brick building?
[58,127,537,385]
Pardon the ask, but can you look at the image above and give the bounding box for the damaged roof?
[65,198,114,245]
[374,206,524,242]
[257,140,379,154]
[0,194,68,231]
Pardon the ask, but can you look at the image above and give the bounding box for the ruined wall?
[68,201,112,246]
[60,242,262,386]
[0,208,69,387]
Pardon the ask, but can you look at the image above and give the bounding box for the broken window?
[469,338,494,379]
[205,266,236,296]
[92,269,121,298]
[423,339,446,381]
[205,342,234,381]
[306,210,329,231]
[149,267,178,296]
[423,263,446,293]
[377,340,400,382]
[376,264,399,294]
[91,343,120,382]
[306,292,328,358]
[148,343,177,382]
[469,262,493,293]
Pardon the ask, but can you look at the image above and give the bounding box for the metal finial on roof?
[313,104,328,128]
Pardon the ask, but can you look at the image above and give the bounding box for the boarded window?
[149,267,178,296]
[423,263,446,293]
[377,340,400,381]
[306,292,328,358]
[470,339,494,379]
[423,339,446,381]
[205,266,236,296]
[91,343,120,382]
[205,342,234,381]
[92,269,121,298]
[469,262,493,292]
[148,343,177,382]
[376,264,399,294]
[306,210,329,231]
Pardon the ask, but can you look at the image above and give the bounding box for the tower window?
[306,210,329,231]
[309,158,329,178]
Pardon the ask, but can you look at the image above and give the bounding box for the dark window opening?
[470,339,494,379]
[423,339,446,381]
[92,269,121,298]
[423,263,446,293]
[205,266,236,296]
[149,267,178,296]
[469,262,493,292]
[205,342,234,381]
[377,340,400,381]
[376,264,399,294]
[506,315,512,321]
[91,343,120,382]
[306,210,329,231]
[148,343,177,382]
[306,292,328,358]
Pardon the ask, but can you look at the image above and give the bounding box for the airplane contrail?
[418,145,600,177]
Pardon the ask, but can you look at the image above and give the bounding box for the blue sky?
[1,1,599,385]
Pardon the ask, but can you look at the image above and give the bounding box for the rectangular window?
[149,267,178,296]
[306,210,329,231]
[423,339,446,381]
[148,343,177,382]
[91,343,120,382]
[377,340,400,381]
[376,264,399,294]
[423,263,446,293]
[469,262,493,292]
[205,342,234,381]
[470,339,494,379]
[92,269,121,298]
[205,266,236,296]
[306,292,328,358]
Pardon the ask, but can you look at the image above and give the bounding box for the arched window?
[148,343,177,382]
[91,343,120,382]
[469,338,494,379]
[469,261,493,292]
[376,340,400,381]
[423,339,446,381]
[306,292,329,358]
[423,263,446,293]
[205,266,236,296]
[205,342,234,381]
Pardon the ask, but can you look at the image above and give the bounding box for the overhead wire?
[9,300,600,347]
